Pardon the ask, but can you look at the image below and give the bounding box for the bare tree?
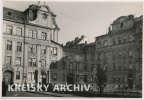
[95,66,107,95]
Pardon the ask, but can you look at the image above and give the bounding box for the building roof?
[65,35,87,48]
[3,4,59,29]
[3,7,28,23]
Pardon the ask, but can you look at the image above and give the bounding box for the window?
[50,47,53,55]
[69,63,73,70]
[41,32,47,40]
[129,62,132,69]
[139,63,142,71]
[128,49,133,57]
[113,76,116,83]
[98,42,101,48]
[118,37,121,44]
[17,27,22,36]
[113,51,116,58]
[118,62,121,70]
[28,58,32,66]
[91,64,94,71]
[121,22,123,28]
[91,53,94,60]
[7,40,12,50]
[84,75,88,82]
[139,76,142,83]
[6,26,12,34]
[98,53,101,60]
[123,76,126,83]
[104,40,108,46]
[63,73,65,81]
[16,71,20,80]
[17,42,22,52]
[6,56,11,65]
[113,63,116,70]
[33,44,37,53]
[129,35,133,42]
[123,49,126,57]
[139,51,142,58]
[33,31,37,39]
[104,64,107,71]
[16,57,21,66]
[113,38,116,45]
[118,50,121,58]
[62,61,66,69]
[85,54,87,61]
[123,36,126,43]
[28,72,33,80]
[79,65,82,71]
[28,58,37,67]
[75,64,78,70]
[91,75,93,81]
[41,46,46,54]
[33,58,37,67]
[29,30,33,38]
[29,30,37,38]
[51,73,57,81]
[28,44,37,53]
[29,44,32,52]
[84,63,87,71]
[103,52,106,59]
[118,76,121,82]
[50,47,57,55]
[53,47,57,55]
[41,59,46,67]
[123,62,126,69]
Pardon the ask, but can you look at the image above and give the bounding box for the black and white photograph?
[1,0,143,98]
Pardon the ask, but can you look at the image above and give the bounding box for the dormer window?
[121,22,123,28]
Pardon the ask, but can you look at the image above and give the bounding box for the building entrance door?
[3,71,13,84]
[128,74,133,89]
[42,75,46,84]
[67,74,74,84]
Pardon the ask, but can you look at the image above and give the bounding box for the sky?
[3,1,143,44]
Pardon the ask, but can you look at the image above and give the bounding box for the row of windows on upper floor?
[97,49,142,60]
[99,61,142,71]
[61,61,95,72]
[6,40,58,55]
[5,25,54,40]
[112,75,142,83]
[5,55,47,67]
[13,71,55,81]
[97,34,134,48]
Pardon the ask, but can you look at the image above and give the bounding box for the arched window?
[121,22,123,28]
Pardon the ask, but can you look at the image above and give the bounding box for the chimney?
[75,37,79,40]
[85,41,87,45]
[81,35,84,38]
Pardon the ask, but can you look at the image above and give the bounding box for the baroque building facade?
[95,15,142,90]
[3,3,63,85]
